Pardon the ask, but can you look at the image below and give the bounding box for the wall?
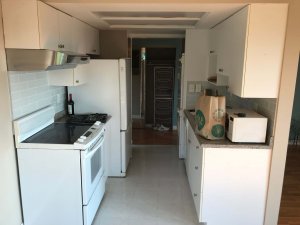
[0,2,22,225]
[8,71,65,120]
[99,30,129,59]
[132,38,183,127]
[291,58,300,120]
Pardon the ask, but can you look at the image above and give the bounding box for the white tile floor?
[92,145,199,225]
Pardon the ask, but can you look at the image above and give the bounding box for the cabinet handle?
[193,193,197,197]
[195,166,198,170]
[210,50,215,53]
[196,146,199,149]
[92,49,96,52]
[75,80,79,83]
[188,139,191,143]
[218,68,224,72]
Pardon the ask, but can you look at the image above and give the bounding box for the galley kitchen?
[0,1,299,225]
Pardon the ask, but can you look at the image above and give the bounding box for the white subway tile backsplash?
[8,71,65,120]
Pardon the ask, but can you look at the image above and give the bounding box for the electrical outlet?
[195,83,202,92]
[188,83,195,93]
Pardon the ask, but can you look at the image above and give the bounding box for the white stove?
[14,106,106,225]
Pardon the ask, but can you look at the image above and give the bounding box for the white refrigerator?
[69,59,132,177]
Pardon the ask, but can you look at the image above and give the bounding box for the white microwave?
[226,109,268,143]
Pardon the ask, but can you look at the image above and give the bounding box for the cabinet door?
[201,148,271,225]
[243,4,287,98]
[72,19,87,54]
[85,25,100,55]
[47,69,74,86]
[38,1,59,51]
[2,1,40,49]
[58,11,73,52]
[224,7,248,97]
[73,64,89,86]
[189,143,203,220]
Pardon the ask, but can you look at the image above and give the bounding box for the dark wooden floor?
[278,145,300,225]
[132,128,178,145]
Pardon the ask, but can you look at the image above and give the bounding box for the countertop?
[184,110,271,149]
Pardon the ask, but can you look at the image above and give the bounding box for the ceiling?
[44,1,247,38]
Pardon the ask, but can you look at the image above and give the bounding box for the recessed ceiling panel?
[106,19,198,26]
[93,11,206,18]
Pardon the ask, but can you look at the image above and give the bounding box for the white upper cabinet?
[72,19,100,55]
[37,1,74,52]
[57,11,73,52]
[184,29,209,82]
[72,19,87,54]
[210,4,287,98]
[2,0,40,49]
[2,0,99,55]
[38,1,60,51]
[85,25,100,55]
[47,63,89,86]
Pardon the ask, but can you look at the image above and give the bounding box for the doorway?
[131,39,184,145]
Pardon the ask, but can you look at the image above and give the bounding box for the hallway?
[93,145,198,225]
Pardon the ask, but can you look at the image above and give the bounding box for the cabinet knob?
[196,146,199,149]
[218,68,224,72]
[193,193,197,197]
[75,80,79,83]
[195,166,198,170]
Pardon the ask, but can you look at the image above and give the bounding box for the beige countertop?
[184,110,271,149]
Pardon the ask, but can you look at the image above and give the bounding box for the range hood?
[6,49,90,71]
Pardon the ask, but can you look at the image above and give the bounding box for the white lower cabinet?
[185,122,271,225]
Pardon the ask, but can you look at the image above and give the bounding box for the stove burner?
[67,113,108,124]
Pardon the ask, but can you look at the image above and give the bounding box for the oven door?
[81,131,105,205]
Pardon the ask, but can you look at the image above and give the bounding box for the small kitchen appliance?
[226,108,268,143]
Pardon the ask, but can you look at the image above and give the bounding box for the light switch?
[188,83,195,93]
[195,83,201,92]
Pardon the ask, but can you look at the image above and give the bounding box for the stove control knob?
[80,136,87,140]
[95,121,101,126]
[78,138,84,143]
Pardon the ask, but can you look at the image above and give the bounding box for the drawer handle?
[218,68,224,72]
[195,166,198,170]
[75,80,79,83]
[210,50,214,53]
[193,193,197,197]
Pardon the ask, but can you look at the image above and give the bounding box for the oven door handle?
[85,135,104,159]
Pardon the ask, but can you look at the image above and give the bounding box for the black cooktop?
[66,113,108,125]
[23,123,91,144]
